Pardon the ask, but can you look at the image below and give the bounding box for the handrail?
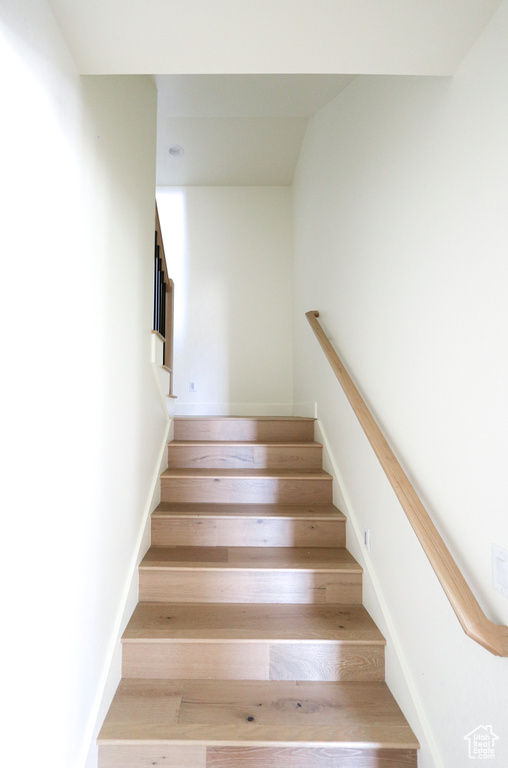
[306,310,508,656]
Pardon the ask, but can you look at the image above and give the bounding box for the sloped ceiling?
[155,75,354,186]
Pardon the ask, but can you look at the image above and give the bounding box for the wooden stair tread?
[98,414,417,764]
[98,679,419,748]
[161,469,332,479]
[153,502,345,520]
[140,546,361,571]
[123,603,385,644]
[169,441,322,447]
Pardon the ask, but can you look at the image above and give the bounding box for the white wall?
[0,3,166,767]
[292,3,508,766]
[157,186,293,415]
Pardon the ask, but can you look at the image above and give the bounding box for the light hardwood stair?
[160,468,333,505]
[167,441,323,469]
[98,416,419,768]
[139,545,362,604]
[173,416,315,442]
[121,603,386,681]
[151,503,346,547]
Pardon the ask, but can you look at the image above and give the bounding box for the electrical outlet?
[189,381,196,392]
[364,529,371,552]
[492,544,508,598]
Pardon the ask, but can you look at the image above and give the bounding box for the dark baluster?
[153,236,159,331]
[161,279,166,363]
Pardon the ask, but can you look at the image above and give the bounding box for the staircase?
[98,416,419,767]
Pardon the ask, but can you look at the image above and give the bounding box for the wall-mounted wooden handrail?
[306,310,508,656]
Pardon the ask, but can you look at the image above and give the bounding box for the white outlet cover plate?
[492,544,508,598]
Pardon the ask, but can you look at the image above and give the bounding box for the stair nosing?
[140,546,360,567]
[173,416,315,421]
[98,738,419,749]
[161,469,333,479]
[121,637,385,645]
[140,562,362,573]
[152,503,345,520]
[168,440,322,446]
[153,514,343,519]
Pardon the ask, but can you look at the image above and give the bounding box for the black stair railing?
[153,234,167,348]
[153,204,175,394]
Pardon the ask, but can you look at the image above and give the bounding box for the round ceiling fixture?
[168,145,184,158]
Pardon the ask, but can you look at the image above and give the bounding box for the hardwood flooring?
[151,503,346,548]
[98,416,418,767]
[99,679,419,746]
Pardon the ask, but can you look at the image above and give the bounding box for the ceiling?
[48,0,501,76]
[155,75,355,186]
[46,0,502,186]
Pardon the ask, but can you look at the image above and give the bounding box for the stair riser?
[139,570,362,604]
[174,419,314,442]
[122,641,384,682]
[99,746,417,768]
[99,745,204,768]
[167,444,323,470]
[161,478,332,504]
[152,517,345,547]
